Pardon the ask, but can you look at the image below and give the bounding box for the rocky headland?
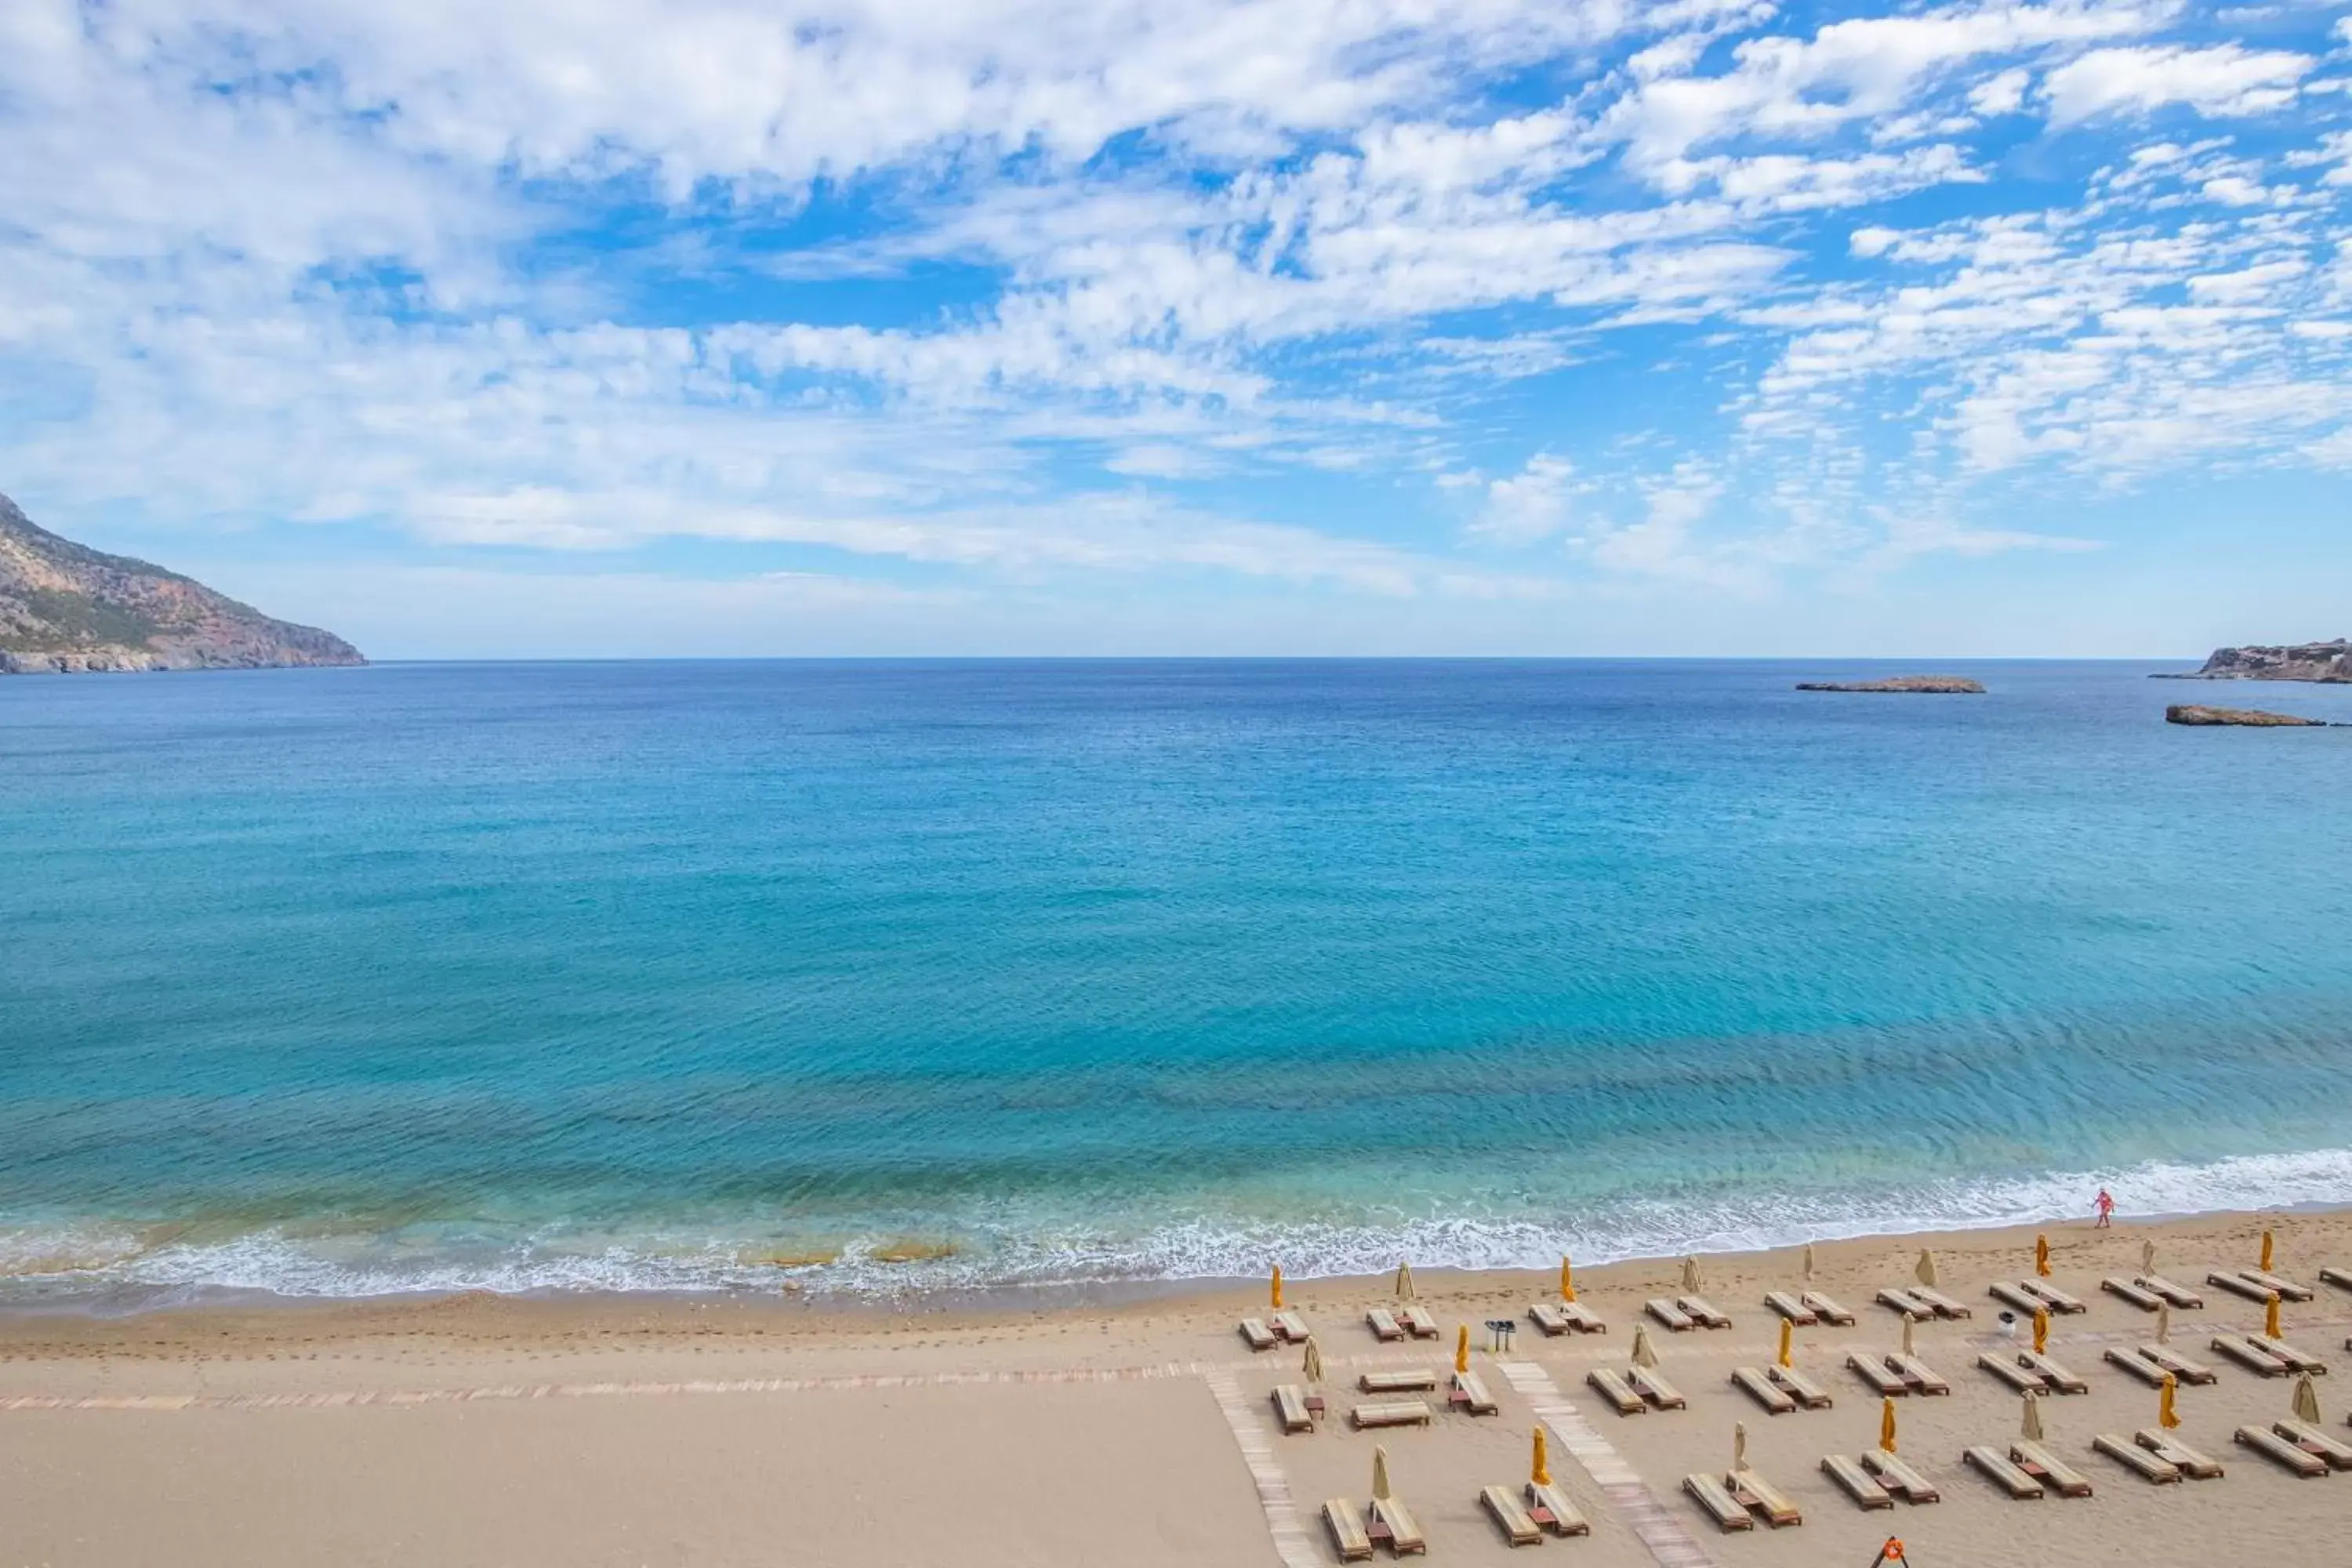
[0,492,363,673]
[2165,704,2331,728]
[2158,641,2350,683]
[1795,675,1986,694]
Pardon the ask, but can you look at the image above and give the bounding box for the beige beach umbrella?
[2141,1238,2156,1275]
[1632,1323,1660,1369]
[1915,1249,1938,1288]
[1455,1323,1471,1375]
[2034,1233,2050,1279]
[1900,1313,1915,1359]
[1733,1421,1748,1470]
[1302,1337,1324,1388]
[1802,1242,1817,1283]
[1531,1427,1551,1488]
[2020,1390,2043,1442]
[1271,1265,1283,1311]
[2033,1306,2049,1356]
[1559,1254,1576,1304]
[2157,1304,2172,1345]
[2293,1373,2323,1425]
[1372,1444,1392,1501]
[1777,1318,1794,1370]
[2159,1373,2181,1431]
[2261,1229,2275,1272]
[1878,1397,1898,1454]
[1682,1255,1704,1293]
[1395,1261,1416,1301]
[2266,1292,2283,1342]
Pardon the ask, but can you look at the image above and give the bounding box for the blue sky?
[2,0,2347,657]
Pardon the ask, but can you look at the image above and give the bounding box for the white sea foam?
[9,1145,2352,1305]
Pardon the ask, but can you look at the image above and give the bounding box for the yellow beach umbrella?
[1559,1254,1576,1304]
[2033,1306,2049,1356]
[2159,1372,2180,1430]
[1271,1265,1283,1311]
[1682,1255,1703,1293]
[1531,1427,1551,1487]
[2266,1292,2282,1341]
[1372,1443,1392,1501]
[1733,1420,1748,1469]
[2034,1233,2050,1279]
[2261,1229,2274,1272]
[1879,1396,1898,1454]
[2157,1304,2171,1345]
[2293,1372,2322,1425]
[1455,1323,1470,1375]
[1777,1317,1793,1370]
[1915,1249,1938,1288]
[1395,1261,1416,1301]
[1802,1242,1817,1283]
[1632,1323,1659,1368]
[1303,1336,1324,1387]
[2021,1389,2043,1441]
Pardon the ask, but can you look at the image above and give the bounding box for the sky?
[1,0,2347,658]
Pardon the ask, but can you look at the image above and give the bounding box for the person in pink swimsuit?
[2094,1188,2115,1228]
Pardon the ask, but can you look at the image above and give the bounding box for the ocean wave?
[7,1145,2352,1306]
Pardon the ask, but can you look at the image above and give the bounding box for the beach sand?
[5,1208,2352,1566]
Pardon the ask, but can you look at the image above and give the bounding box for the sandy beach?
[5,1208,2352,1566]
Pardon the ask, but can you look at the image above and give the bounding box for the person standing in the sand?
[2094,1188,2115,1228]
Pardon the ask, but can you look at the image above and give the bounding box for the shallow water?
[3,659,2350,1305]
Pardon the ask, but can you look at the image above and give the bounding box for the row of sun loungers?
[1323,1495,1427,1559]
[1848,1351,1947,1397]
[2209,1332,2324,1378]
[1685,1467,1803,1531]
[1876,1285,1970,1321]
[1762,1288,1855,1325]
[1470,1480,1598,1547]
[2234,1423,2340,1479]
[1240,1311,1312,1350]
[1976,1351,2087,1396]
[2209,1269,2314,1304]
[1644,1294,1731,1331]
[1363,1305,1443,1342]
[1987,1279,2085,1316]
[1525,1301,1606,1336]
[1730,1363,1832,1414]
[1584,1365,1682,1415]
[2104,1345,2216,1386]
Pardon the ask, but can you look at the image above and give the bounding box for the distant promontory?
[2166,705,2330,728]
[0,492,364,673]
[1795,676,1986,694]
[2158,641,2350,684]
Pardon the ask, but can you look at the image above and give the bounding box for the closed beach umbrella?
[1395,1261,1416,1301]
[2266,1293,2282,1341]
[1559,1254,1576,1304]
[1372,1444,1392,1501]
[2261,1229,2275,1272]
[1777,1318,1793,1370]
[2035,1234,2050,1279]
[1272,1265,1283,1311]
[1303,1337,1324,1387]
[2159,1373,2180,1430]
[1531,1427,1551,1487]
[2021,1390,2043,1441]
[1915,1249,1938,1288]
[1802,1242,1817,1283]
[2157,1304,2171,1345]
[1879,1397,1898,1454]
[1900,1314,1915,1358]
[1733,1421,1748,1470]
[1455,1323,1470,1375]
[1682,1255,1703,1293]
[1632,1323,1659,1368]
[2293,1372,2323,1425]
[2033,1306,2049,1356]
[2142,1238,2156,1275]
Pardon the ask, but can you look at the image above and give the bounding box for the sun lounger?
[1987,1281,2048,1316]
[1888,1352,1949,1396]
[1559,1301,1606,1334]
[2248,1334,2328,1374]
[2234,1424,2328,1478]
[2027,1280,2086,1313]
[2136,1429,2223,1479]
[1450,1370,1499,1416]
[2138,1273,2202,1308]
[1271,1310,1311,1342]
[1526,1301,1605,1337]
[1526,1302,1570,1337]
[1860,1449,1940,1503]
[1678,1294,1732,1329]
[1847,1353,1908,1397]
[1397,1305,1439,1339]
[2244,1269,2314,1302]
[1586,1367,1644,1416]
[2141,1344,2217,1384]
[1323,1500,1374,1562]
[1682,1472,1752,1531]
[2276,1419,2352,1470]
[2094,1433,2181,1483]
[1645,1298,1693,1332]
[1272,1384,1314,1434]
[2019,1351,2089,1395]
[2208,1270,2277,1305]
[1977,1353,2045,1395]
[2211,1334,2292,1377]
[1370,1496,1425,1555]
[2104,1348,2169,1386]
[2013,1441,2092,1497]
[1367,1308,1405,1341]
[1350,1400,1432,1429]
[1963,1445,2043,1499]
[1631,1367,1686,1410]
[1481,1484,1541,1547]
[1769,1364,1832,1409]
[1821,1454,1894,1509]
[1238,1317,1278,1352]
[1359,1370,1439,1395]
[1728,1467,1802,1527]
[2101,1276,2165,1312]
[1526,1481,1590,1536]
[1876,1287,1934,1319]
[1802,1290,1857,1325]
[1733,1366,1797,1414]
[2320,1265,2352,1295]
[1911,1286,1972,1319]
[1766,1290,1817,1324]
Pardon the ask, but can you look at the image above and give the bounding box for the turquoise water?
[5,659,2352,1305]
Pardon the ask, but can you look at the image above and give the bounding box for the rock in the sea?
[2158,640,2351,683]
[1795,676,1986,694]
[0,491,363,673]
[2165,704,2328,728]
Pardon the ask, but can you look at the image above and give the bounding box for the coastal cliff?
[0,492,363,673]
[2161,641,2350,683]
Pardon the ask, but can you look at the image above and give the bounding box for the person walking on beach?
[2094,1188,2115,1228]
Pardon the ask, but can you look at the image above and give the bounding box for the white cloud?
[1471,453,1577,544]
[2043,44,2314,125]
[1969,67,2034,115]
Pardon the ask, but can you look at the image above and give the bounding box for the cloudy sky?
[2,0,2347,657]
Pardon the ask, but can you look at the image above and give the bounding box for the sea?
[4,659,2350,1310]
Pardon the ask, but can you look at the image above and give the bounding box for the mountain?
[2161,641,2351,684]
[0,492,363,673]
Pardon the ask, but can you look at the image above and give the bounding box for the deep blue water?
[4,659,2351,1303]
